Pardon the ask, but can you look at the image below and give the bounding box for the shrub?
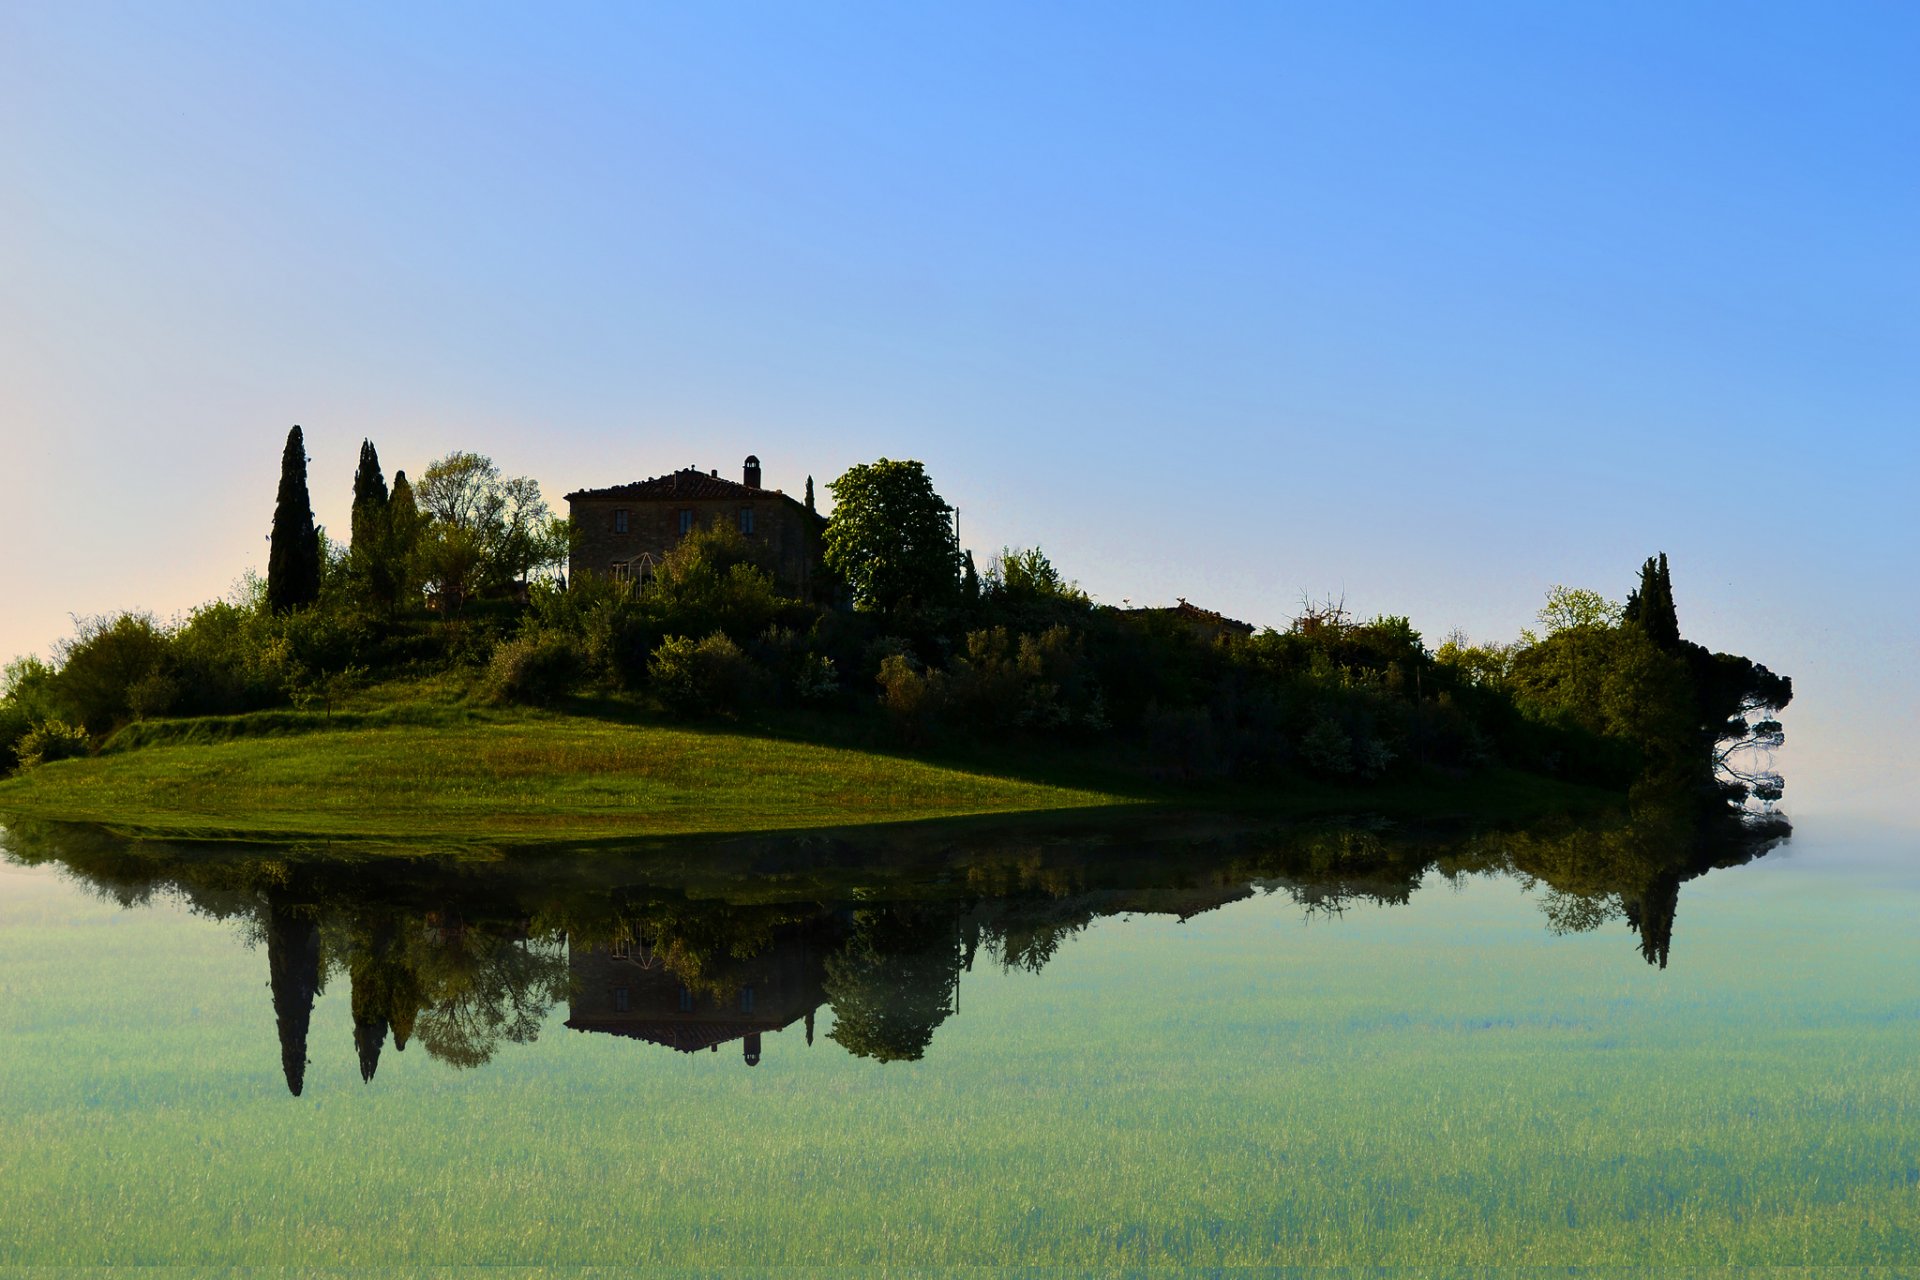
[16,720,89,769]
[793,653,841,704]
[875,652,945,742]
[945,625,1107,735]
[48,613,171,734]
[482,635,582,706]
[648,632,760,715]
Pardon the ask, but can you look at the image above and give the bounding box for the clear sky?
[3,3,1913,819]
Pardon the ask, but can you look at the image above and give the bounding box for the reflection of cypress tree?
[265,902,322,1096]
[349,921,395,1083]
[824,907,963,1063]
[1622,872,1682,969]
[348,917,427,1073]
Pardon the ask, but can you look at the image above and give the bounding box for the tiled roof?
[566,468,771,503]
[564,1016,789,1052]
[1128,599,1257,635]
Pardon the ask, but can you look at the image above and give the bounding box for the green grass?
[0,708,1138,840]
[0,690,1620,843]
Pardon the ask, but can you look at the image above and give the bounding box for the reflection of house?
[565,456,825,598]
[565,924,828,1066]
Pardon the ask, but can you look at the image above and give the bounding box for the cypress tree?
[350,439,389,550]
[266,425,321,613]
[805,475,815,513]
[1628,552,1681,652]
[350,440,394,608]
[387,470,422,609]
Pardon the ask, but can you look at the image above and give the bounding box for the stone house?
[565,455,825,599]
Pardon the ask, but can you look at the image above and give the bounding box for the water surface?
[1,812,1915,1269]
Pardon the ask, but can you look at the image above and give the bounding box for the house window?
[738,507,755,535]
[678,509,693,536]
[613,987,630,1012]
[678,985,695,1012]
[739,986,755,1014]
[613,509,629,534]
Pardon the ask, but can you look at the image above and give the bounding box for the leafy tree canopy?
[414,452,555,608]
[823,459,959,614]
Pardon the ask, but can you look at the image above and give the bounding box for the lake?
[1,810,1915,1270]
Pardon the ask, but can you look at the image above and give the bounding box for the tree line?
[2,431,1789,816]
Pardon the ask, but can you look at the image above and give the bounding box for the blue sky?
[2,3,1913,817]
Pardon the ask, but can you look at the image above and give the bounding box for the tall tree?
[1623,553,1681,653]
[350,440,396,609]
[350,439,389,545]
[388,470,422,607]
[266,426,321,614]
[822,459,960,614]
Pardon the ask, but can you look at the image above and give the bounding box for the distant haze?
[3,5,1913,820]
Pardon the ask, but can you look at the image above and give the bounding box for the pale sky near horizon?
[2,4,1913,821]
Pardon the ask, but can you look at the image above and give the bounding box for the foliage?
[481,635,582,706]
[1622,553,1680,651]
[415,452,554,609]
[47,613,172,735]
[646,521,786,643]
[648,632,761,715]
[348,439,412,612]
[387,470,424,605]
[823,459,960,613]
[1518,586,1623,645]
[266,425,321,614]
[982,546,1086,606]
[13,719,89,769]
[1434,630,1514,687]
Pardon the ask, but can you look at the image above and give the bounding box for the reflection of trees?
[0,788,1794,1086]
[406,924,568,1069]
[1480,774,1789,968]
[825,908,964,1063]
[265,899,322,1096]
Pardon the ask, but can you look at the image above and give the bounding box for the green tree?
[414,452,552,609]
[822,459,960,613]
[266,425,321,614]
[387,470,423,607]
[1518,585,1623,645]
[1623,553,1681,652]
[349,439,398,610]
[983,546,1088,606]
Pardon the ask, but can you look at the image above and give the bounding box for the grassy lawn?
[0,708,1139,841]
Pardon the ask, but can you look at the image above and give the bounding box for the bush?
[648,632,760,715]
[15,720,89,769]
[875,652,945,741]
[944,625,1107,735]
[48,613,171,734]
[482,635,582,706]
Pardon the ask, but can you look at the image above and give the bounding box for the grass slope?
[0,709,1134,840]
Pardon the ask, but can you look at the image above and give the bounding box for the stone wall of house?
[568,494,820,597]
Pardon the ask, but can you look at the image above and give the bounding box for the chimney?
[743,454,762,489]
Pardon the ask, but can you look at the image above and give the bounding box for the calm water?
[1,811,1916,1270]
